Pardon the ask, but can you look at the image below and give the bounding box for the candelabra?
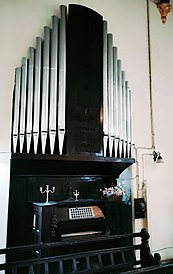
[40,184,55,203]
[73,190,80,201]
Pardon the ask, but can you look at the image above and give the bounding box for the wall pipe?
[134,0,157,199]
[147,0,156,151]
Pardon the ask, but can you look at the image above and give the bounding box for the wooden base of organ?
[7,155,134,246]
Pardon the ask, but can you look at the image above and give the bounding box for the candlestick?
[40,184,55,204]
[73,189,80,201]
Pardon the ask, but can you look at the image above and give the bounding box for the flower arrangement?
[100,185,123,201]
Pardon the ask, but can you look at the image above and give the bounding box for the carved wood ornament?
[157,2,172,23]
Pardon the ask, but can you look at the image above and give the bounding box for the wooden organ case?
[7,3,135,260]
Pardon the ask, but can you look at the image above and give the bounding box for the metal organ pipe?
[121,70,126,158]
[113,46,118,157]
[103,20,108,157]
[117,59,123,157]
[129,88,134,157]
[41,26,51,154]
[49,16,59,155]
[125,81,130,158]
[26,47,35,154]
[33,37,42,154]
[58,5,67,155]
[19,57,27,153]
[12,67,21,153]
[107,33,114,157]
[11,5,134,158]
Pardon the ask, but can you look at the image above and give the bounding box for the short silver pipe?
[121,70,126,157]
[117,59,123,157]
[126,88,131,158]
[129,88,134,157]
[125,81,130,158]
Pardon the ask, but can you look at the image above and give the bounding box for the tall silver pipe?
[58,5,67,155]
[12,67,21,153]
[49,16,59,155]
[41,26,51,154]
[113,46,119,157]
[117,59,122,157]
[33,37,42,154]
[26,47,35,153]
[103,20,108,157]
[107,33,114,157]
[19,57,28,153]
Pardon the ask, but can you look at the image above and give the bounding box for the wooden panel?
[66,4,103,155]
[10,156,134,177]
[7,176,33,247]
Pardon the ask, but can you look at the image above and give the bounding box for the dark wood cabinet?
[7,154,134,248]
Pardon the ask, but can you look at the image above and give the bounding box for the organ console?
[32,202,107,245]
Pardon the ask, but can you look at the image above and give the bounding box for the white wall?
[0,0,173,261]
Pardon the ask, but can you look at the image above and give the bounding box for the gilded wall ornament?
[157,2,172,23]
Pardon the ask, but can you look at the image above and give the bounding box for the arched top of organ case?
[11,3,135,163]
[66,4,103,156]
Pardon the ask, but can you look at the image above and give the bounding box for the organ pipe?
[113,46,119,157]
[12,67,21,153]
[49,16,59,155]
[26,47,34,153]
[125,81,131,158]
[129,88,134,157]
[103,20,108,157]
[19,57,27,153]
[117,59,123,157]
[58,5,67,155]
[11,5,134,158]
[33,37,42,154]
[41,26,51,154]
[107,33,114,157]
[121,70,126,157]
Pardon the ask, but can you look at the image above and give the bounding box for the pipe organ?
[12,4,134,158]
[8,4,136,256]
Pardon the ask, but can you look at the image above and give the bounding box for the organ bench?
[1,228,166,274]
